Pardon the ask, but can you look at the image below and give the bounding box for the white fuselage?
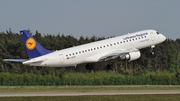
[23,30,166,67]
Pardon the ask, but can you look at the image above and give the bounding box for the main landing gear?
[106,62,114,70]
[85,62,115,70]
[85,63,94,70]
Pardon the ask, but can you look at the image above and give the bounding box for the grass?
[0,94,180,101]
[0,85,179,92]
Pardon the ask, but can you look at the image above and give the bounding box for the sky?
[0,0,180,39]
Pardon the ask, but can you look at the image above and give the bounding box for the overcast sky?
[0,0,180,39]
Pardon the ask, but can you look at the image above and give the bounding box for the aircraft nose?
[160,34,166,42]
[162,34,166,41]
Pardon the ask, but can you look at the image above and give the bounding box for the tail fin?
[20,30,53,59]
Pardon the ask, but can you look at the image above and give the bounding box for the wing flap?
[98,48,139,61]
[99,52,129,61]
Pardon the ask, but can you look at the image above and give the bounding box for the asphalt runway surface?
[0,90,180,97]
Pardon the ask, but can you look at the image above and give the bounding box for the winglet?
[20,30,53,59]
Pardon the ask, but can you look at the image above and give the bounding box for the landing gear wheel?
[151,51,155,55]
[85,63,94,70]
[106,62,114,70]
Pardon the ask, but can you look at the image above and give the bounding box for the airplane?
[3,29,166,70]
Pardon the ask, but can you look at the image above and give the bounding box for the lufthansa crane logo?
[26,38,36,50]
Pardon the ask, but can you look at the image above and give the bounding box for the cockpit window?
[156,32,160,34]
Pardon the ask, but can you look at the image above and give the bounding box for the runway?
[0,90,180,97]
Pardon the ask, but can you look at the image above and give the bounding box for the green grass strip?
[0,85,180,92]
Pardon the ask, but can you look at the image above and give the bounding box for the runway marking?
[0,90,180,97]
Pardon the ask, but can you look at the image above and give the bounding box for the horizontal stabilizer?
[3,59,28,62]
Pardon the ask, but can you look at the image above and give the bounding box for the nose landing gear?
[150,45,155,55]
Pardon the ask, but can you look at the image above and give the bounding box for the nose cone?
[161,34,166,42]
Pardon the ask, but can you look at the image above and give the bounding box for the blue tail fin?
[20,30,53,59]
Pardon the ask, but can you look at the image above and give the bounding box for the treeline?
[0,29,180,85]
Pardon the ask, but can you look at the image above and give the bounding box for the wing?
[98,48,139,61]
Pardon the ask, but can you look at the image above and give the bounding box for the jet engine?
[121,51,141,61]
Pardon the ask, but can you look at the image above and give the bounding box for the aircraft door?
[59,54,64,63]
[151,32,155,41]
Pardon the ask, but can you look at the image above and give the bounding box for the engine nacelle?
[121,51,141,61]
